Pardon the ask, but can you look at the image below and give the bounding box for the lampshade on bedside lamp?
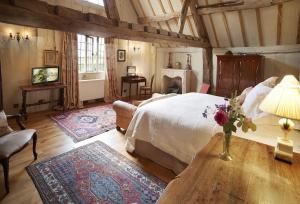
[259,75,300,162]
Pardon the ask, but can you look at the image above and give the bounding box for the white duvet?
[125,93,225,164]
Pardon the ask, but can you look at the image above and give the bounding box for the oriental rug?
[27,141,166,204]
[51,104,116,142]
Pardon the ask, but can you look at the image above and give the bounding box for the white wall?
[155,47,203,92]
[116,39,156,97]
[0,23,63,114]
[212,45,300,92]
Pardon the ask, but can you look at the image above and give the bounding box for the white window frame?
[78,34,105,73]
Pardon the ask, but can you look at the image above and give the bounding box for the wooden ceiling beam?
[256,8,264,46]
[238,11,247,47]
[178,0,192,34]
[197,0,292,15]
[277,4,283,45]
[297,12,300,44]
[0,0,209,48]
[103,0,120,21]
[190,0,208,39]
[138,0,292,24]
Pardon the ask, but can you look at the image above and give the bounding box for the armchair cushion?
[0,129,36,159]
[0,111,13,137]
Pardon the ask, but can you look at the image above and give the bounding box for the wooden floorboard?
[0,107,175,203]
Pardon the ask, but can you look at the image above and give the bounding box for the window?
[77,34,105,73]
[85,0,104,6]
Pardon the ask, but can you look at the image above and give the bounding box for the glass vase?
[219,132,233,161]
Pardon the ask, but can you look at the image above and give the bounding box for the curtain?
[104,37,119,102]
[61,32,80,109]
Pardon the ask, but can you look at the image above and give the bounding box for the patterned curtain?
[61,32,80,110]
[104,37,119,102]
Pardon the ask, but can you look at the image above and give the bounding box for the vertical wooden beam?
[298,12,300,44]
[103,0,120,21]
[178,0,192,33]
[255,8,264,46]
[238,11,247,47]
[277,4,283,45]
[203,47,213,90]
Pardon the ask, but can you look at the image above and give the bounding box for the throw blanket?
[125,93,225,164]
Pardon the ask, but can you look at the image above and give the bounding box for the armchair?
[0,114,37,193]
[112,101,138,132]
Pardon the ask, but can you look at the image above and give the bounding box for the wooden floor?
[0,106,175,203]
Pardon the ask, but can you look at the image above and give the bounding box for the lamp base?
[274,137,293,163]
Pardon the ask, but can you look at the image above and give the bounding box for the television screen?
[32,67,59,85]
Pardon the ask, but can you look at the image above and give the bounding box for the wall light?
[9,32,29,42]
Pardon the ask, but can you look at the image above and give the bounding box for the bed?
[125,93,225,173]
[125,80,300,174]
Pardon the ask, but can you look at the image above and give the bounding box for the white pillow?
[0,111,13,137]
[138,93,177,108]
[242,83,272,120]
[238,86,253,105]
[261,77,278,88]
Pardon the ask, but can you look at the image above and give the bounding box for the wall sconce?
[9,32,29,42]
[133,46,140,52]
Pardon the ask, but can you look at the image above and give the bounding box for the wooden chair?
[200,83,210,94]
[0,114,37,193]
[139,75,154,98]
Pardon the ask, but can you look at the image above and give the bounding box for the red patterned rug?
[51,105,116,143]
[26,141,166,204]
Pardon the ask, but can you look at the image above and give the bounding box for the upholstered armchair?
[0,114,37,193]
[112,101,138,132]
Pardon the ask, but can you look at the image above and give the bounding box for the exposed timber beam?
[190,0,208,39]
[178,0,192,34]
[238,11,247,47]
[138,12,191,24]
[103,0,120,21]
[255,8,264,46]
[277,4,283,45]
[0,0,209,48]
[197,0,292,15]
[298,12,300,44]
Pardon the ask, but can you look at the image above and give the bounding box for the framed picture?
[44,50,59,66]
[127,66,136,76]
[117,49,126,62]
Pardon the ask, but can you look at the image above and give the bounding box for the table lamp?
[259,75,300,163]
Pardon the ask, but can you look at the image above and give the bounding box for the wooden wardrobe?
[216,54,263,97]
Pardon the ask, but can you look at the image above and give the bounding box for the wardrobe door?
[216,56,239,97]
[238,55,263,93]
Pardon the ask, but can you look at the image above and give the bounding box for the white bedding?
[125,93,225,164]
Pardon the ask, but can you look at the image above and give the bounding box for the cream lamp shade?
[259,75,300,120]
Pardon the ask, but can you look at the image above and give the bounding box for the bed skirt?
[135,140,188,175]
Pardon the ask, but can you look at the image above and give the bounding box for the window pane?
[77,34,105,73]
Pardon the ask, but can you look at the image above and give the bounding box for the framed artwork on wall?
[44,50,59,66]
[117,49,126,62]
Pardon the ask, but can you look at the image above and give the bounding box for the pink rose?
[214,111,229,126]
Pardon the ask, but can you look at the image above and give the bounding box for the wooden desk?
[158,134,300,204]
[121,76,146,99]
[20,83,67,119]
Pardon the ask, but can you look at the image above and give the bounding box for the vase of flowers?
[203,93,256,161]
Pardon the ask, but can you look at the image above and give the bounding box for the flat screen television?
[32,67,60,85]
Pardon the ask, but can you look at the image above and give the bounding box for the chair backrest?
[150,75,155,90]
[200,83,210,94]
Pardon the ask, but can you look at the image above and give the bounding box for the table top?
[121,76,146,83]
[20,83,67,92]
[158,134,300,204]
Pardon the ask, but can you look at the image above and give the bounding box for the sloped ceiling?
[129,0,300,48]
